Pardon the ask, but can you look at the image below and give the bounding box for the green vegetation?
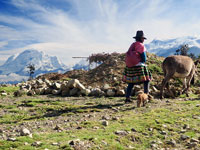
[0,95,199,149]
[0,86,19,93]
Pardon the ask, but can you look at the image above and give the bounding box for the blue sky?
[1,0,200,65]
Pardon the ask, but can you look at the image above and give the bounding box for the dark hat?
[133,30,147,39]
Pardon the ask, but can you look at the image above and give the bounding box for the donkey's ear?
[194,60,199,66]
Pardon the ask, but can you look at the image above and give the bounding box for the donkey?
[160,55,198,99]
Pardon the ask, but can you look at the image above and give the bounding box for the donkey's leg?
[166,82,175,98]
[180,78,187,95]
[183,75,193,97]
[160,74,173,99]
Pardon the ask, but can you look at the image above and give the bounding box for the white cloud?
[1,0,200,65]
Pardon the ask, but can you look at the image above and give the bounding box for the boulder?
[67,79,79,88]
[106,89,115,97]
[36,79,43,85]
[76,82,86,91]
[13,90,24,97]
[89,88,105,97]
[45,88,53,94]
[27,90,35,96]
[116,89,125,96]
[69,88,79,96]
[53,82,61,89]
[52,89,61,95]
[81,89,91,96]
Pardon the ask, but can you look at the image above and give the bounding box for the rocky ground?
[0,93,200,150]
[0,52,200,149]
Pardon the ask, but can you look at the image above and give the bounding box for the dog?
[137,91,152,107]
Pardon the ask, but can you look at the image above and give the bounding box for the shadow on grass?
[24,100,126,120]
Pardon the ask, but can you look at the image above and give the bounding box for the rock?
[61,90,69,96]
[60,83,69,91]
[69,88,79,96]
[32,141,42,147]
[148,128,153,131]
[76,82,86,91]
[151,144,158,148]
[183,124,189,129]
[36,79,43,85]
[131,128,137,132]
[1,92,7,96]
[192,115,200,119]
[196,104,200,107]
[180,135,189,140]
[67,79,79,88]
[186,142,197,148]
[13,90,24,97]
[7,137,17,141]
[20,128,31,136]
[152,86,159,92]
[103,84,110,91]
[116,89,125,96]
[53,82,61,89]
[81,89,90,96]
[160,131,167,135]
[34,88,44,95]
[27,90,35,96]
[45,88,53,94]
[106,89,115,97]
[69,139,81,145]
[190,138,199,143]
[54,125,63,131]
[166,139,176,147]
[102,120,108,126]
[115,130,128,136]
[89,88,105,97]
[52,89,61,95]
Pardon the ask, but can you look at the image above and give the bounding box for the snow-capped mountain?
[0,49,70,83]
[146,36,200,57]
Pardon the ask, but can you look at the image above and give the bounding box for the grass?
[0,95,200,149]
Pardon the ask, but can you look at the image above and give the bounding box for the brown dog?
[137,92,151,107]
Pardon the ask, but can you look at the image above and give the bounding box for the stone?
[190,138,199,143]
[27,90,35,96]
[180,135,189,140]
[115,130,128,136]
[13,90,24,97]
[32,141,42,147]
[131,128,137,132]
[36,88,45,95]
[102,84,110,91]
[102,120,108,126]
[81,89,90,96]
[166,139,176,147]
[89,88,105,97]
[69,88,79,96]
[106,89,115,97]
[20,128,31,136]
[53,82,61,89]
[45,88,53,94]
[7,137,17,141]
[1,92,7,96]
[152,86,159,92]
[116,89,125,96]
[76,82,86,91]
[186,142,197,148]
[36,79,43,85]
[196,104,200,107]
[61,90,69,96]
[52,89,61,95]
[67,79,79,88]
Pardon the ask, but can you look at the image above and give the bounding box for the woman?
[123,30,152,103]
